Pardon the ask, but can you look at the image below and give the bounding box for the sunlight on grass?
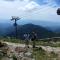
[32,47,58,60]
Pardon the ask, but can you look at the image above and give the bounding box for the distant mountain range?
[17,20,60,32]
[17,20,60,30]
[1,23,56,39]
[0,21,60,39]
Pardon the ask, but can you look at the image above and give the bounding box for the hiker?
[24,33,30,48]
[31,32,37,48]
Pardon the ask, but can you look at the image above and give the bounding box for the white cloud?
[0,0,60,22]
[18,1,40,12]
[4,0,15,1]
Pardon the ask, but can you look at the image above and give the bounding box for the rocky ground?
[0,41,60,60]
[0,41,33,60]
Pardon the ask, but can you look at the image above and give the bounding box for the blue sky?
[0,0,60,22]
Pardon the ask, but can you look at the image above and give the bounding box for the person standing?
[24,33,30,48]
[31,32,37,48]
